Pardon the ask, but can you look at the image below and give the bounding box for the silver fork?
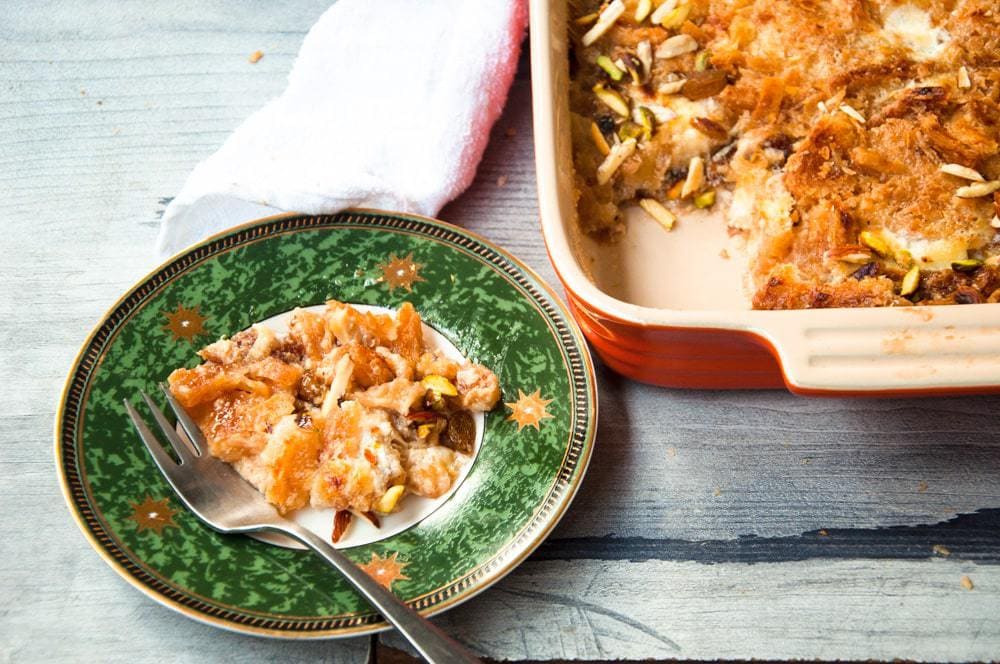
[124,384,480,664]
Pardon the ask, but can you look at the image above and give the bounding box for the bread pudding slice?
[167,301,499,539]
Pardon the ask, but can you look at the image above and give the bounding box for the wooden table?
[4,1,1000,661]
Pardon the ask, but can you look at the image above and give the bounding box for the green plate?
[56,210,597,638]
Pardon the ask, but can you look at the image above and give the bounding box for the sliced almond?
[655,34,698,60]
[991,215,1000,229]
[596,138,637,185]
[838,104,866,124]
[590,121,611,156]
[657,4,691,29]
[859,231,891,258]
[956,180,1000,199]
[639,198,676,231]
[635,0,653,22]
[900,265,920,296]
[940,163,985,182]
[636,40,653,80]
[958,66,972,89]
[657,78,687,95]
[593,83,630,117]
[828,245,874,264]
[582,0,626,47]
[649,0,679,25]
[680,155,705,198]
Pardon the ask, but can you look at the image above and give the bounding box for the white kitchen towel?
[157,0,528,257]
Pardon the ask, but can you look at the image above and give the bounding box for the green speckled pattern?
[57,211,596,637]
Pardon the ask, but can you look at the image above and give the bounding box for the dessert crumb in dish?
[569,0,1000,309]
[167,300,500,541]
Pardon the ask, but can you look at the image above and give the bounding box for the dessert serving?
[167,300,500,542]
[570,0,1000,309]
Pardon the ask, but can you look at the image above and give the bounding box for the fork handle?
[278,524,481,664]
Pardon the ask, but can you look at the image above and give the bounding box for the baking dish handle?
[758,305,1000,395]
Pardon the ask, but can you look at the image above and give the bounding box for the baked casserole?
[569,0,1000,309]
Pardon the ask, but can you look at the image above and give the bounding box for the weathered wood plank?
[386,558,1000,662]
[4,1,1000,661]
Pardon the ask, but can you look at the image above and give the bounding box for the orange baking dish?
[529,0,1000,396]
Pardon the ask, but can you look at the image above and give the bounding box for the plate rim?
[54,208,598,639]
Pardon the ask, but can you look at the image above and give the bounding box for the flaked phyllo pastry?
[570,0,1000,308]
[168,301,499,541]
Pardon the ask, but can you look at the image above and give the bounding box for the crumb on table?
[960,575,974,591]
[249,50,264,64]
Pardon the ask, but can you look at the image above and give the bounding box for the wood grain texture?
[3,1,1000,662]
[386,559,1000,662]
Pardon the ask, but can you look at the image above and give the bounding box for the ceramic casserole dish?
[530,0,1000,395]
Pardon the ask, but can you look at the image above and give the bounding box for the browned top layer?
[569,0,1000,309]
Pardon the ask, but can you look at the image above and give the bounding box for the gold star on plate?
[127,496,178,535]
[505,389,555,432]
[162,303,208,341]
[358,552,410,590]
[376,253,425,292]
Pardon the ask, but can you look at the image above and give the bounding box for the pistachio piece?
[940,163,985,182]
[639,198,676,231]
[655,34,698,60]
[838,104,866,123]
[895,248,914,269]
[374,485,406,513]
[828,245,875,264]
[694,50,711,72]
[596,55,624,81]
[617,121,645,141]
[596,138,637,185]
[859,231,891,258]
[635,106,656,140]
[634,0,653,22]
[680,156,705,198]
[900,265,920,296]
[649,0,679,25]
[956,180,1000,198]
[416,422,436,439]
[952,258,984,272]
[422,374,458,396]
[693,189,716,209]
[657,3,691,29]
[590,121,611,156]
[593,83,630,117]
[582,0,626,46]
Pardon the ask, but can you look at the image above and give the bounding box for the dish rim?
[529,0,1000,395]
[54,208,598,638]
